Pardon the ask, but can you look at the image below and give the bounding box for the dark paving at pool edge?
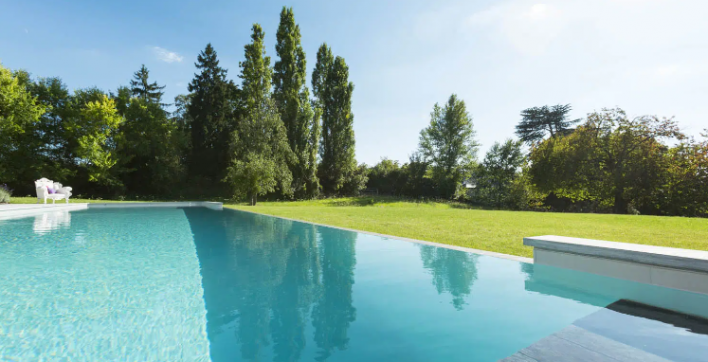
[500,300,708,362]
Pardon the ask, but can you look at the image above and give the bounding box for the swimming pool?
[1,207,707,361]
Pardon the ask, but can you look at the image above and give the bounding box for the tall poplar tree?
[273,7,320,198]
[312,44,360,195]
[187,43,236,185]
[226,24,293,205]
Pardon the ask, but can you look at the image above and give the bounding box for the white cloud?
[467,2,568,56]
[152,46,183,63]
[466,0,706,57]
[653,65,680,78]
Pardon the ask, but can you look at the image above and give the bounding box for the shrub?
[0,184,13,203]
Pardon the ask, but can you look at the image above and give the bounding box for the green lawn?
[229,197,708,258]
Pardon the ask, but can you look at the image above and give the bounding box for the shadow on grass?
[321,196,482,209]
[324,196,400,207]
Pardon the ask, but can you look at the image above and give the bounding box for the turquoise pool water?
[1,207,707,361]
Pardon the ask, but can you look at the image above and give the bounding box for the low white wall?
[536,249,708,295]
[525,235,708,296]
[526,259,708,319]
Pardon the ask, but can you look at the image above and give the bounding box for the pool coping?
[525,235,708,295]
[0,202,222,221]
[525,235,708,273]
[226,206,534,264]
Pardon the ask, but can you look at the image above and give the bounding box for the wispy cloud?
[152,46,183,63]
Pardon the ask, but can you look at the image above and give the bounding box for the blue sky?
[2,0,707,165]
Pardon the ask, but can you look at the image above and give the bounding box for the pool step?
[500,325,669,362]
[500,300,708,362]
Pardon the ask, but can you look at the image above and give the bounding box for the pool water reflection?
[185,208,708,362]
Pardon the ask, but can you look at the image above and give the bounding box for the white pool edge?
[0,201,223,221]
[525,235,708,296]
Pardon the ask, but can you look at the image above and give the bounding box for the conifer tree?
[273,7,320,198]
[187,44,236,184]
[226,24,293,205]
[515,104,580,145]
[130,65,165,103]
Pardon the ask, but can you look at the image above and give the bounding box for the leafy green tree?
[65,92,124,186]
[226,24,294,205]
[114,85,184,196]
[470,139,526,208]
[19,76,78,187]
[339,162,368,196]
[0,64,47,187]
[171,94,193,171]
[529,108,680,214]
[418,94,479,199]
[187,43,238,186]
[27,77,71,161]
[172,94,192,132]
[273,7,320,198]
[401,153,435,197]
[651,133,708,217]
[129,64,165,103]
[312,44,361,195]
[516,104,580,145]
[367,158,406,195]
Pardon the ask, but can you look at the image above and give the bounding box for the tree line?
[2,6,706,216]
[0,7,362,204]
[367,102,708,217]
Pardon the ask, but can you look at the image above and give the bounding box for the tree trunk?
[613,189,626,214]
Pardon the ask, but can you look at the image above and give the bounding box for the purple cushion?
[47,187,55,194]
